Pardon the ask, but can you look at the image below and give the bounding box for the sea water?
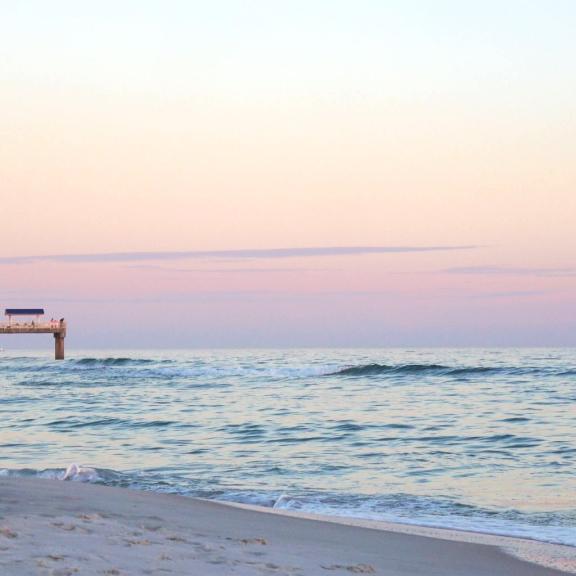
[0,348,574,546]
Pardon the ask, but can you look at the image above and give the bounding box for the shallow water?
[1,348,574,545]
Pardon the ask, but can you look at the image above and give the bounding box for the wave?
[328,363,573,378]
[73,357,166,366]
[330,363,449,376]
[6,358,336,380]
[0,466,119,483]
[5,355,573,381]
[45,417,178,430]
[6,357,170,371]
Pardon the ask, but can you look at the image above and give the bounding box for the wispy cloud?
[0,245,478,265]
[444,266,576,278]
[124,265,334,273]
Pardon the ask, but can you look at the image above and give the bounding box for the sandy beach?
[0,478,574,576]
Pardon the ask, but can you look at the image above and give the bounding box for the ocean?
[1,348,574,546]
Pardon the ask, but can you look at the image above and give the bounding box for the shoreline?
[223,500,576,573]
[1,478,574,575]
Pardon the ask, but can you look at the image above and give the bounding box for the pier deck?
[0,323,66,335]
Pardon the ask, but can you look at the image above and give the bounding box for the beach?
[3,0,575,571]
[1,477,574,576]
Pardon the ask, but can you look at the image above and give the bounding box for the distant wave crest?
[328,363,566,377]
[74,357,167,366]
[330,363,448,376]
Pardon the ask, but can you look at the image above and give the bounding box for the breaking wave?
[328,363,572,378]
[73,357,168,366]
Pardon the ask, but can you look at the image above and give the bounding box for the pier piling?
[54,333,65,360]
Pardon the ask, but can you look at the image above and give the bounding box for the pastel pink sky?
[1,1,575,347]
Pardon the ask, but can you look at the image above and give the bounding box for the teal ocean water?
[1,348,574,546]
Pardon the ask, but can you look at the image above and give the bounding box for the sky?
[1,0,575,347]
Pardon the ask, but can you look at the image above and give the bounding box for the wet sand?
[0,477,574,575]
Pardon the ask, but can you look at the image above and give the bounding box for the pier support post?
[54,333,65,360]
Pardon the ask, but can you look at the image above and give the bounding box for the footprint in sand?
[78,513,102,522]
[0,527,18,539]
[321,564,376,574]
[242,537,268,545]
[52,523,77,532]
[49,568,79,576]
[165,534,188,543]
[124,538,151,546]
[142,524,163,532]
[226,536,268,545]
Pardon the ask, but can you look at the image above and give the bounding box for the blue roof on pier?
[5,308,45,316]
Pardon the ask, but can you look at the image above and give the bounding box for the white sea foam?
[61,463,100,482]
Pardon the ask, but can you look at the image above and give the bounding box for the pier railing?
[0,321,65,331]
[0,321,67,358]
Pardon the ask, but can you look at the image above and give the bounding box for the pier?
[0,309,67,359]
